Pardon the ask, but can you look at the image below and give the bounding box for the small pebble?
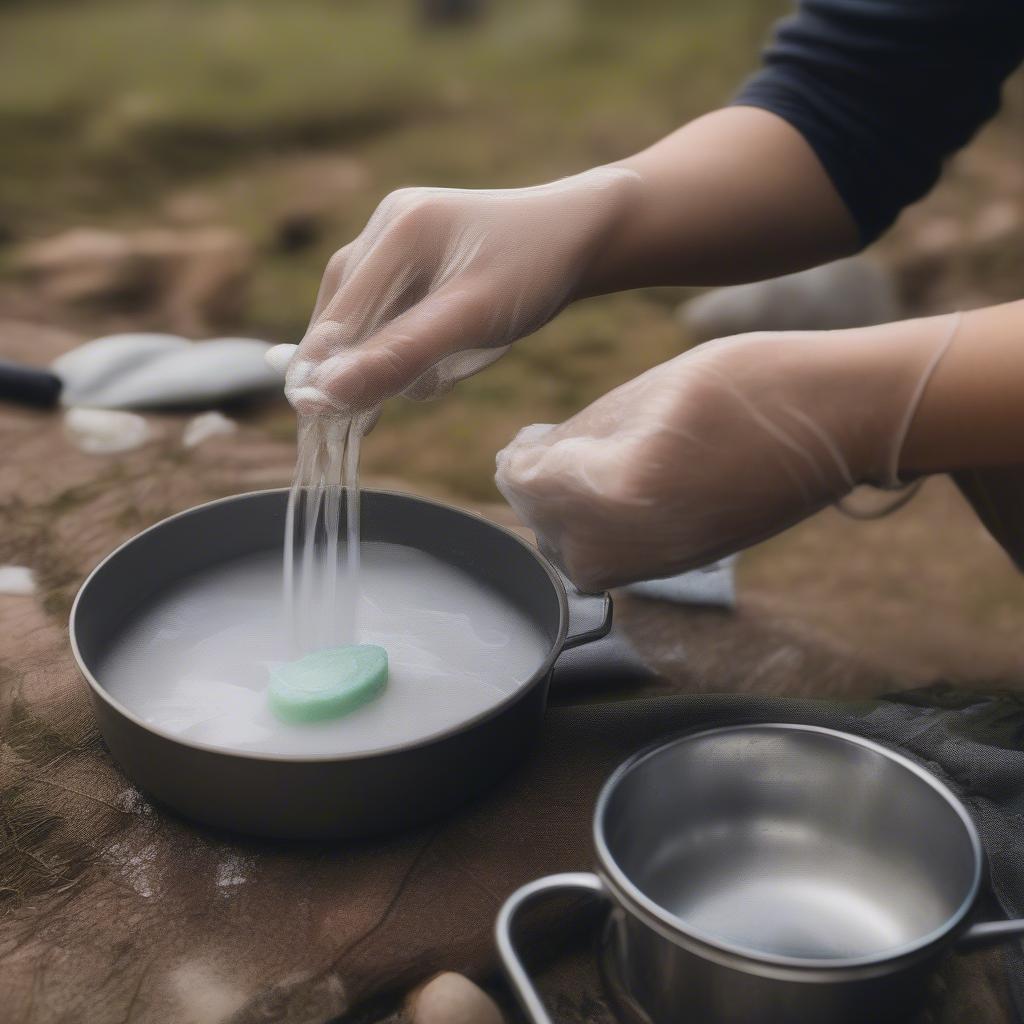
[409,973,504,1024]
[64,408,151,454]
[0,566,36,596]
[182,410,237,448]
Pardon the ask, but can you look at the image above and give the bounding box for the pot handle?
[560,574,613,650]
[0,359,62,408]
[496,872,608,1024]
[956,918,1024,951]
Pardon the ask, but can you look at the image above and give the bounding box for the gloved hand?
[274,167,641,417]
[495,318,960,592]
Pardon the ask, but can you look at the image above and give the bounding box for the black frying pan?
[70,489,611,839]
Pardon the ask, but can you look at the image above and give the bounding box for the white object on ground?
[64,408,152,454]
[0,566,37,596]
[55,335,280,409]
[182,411,237,448]
[409,973,505,1024]
[73,338,278,408]
[55,333,189,406]
[627,555,738,609]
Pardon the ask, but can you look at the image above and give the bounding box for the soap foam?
[98,543,550,757]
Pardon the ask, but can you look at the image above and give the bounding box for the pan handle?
[956,917,1024,951]
[0,359,62,408]
[559,572,613,650]
[496,872,608,1024]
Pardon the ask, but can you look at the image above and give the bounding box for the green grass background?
[0,0,788,497]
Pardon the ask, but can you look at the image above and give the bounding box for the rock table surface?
[2,320,1023,1024]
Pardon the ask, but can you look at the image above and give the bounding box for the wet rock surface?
[13,227,251,336]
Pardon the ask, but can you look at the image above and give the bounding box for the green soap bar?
[268,644,388,724]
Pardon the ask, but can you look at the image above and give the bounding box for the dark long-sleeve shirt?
[735,0,1024,244]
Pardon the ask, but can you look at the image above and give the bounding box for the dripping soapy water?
[283,414,369,658]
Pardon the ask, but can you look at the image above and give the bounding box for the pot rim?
[69,487,570,765]
[592,723,983,975]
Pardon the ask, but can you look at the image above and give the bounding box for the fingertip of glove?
[265,343,298,377]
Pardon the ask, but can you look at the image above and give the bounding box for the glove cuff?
[883,311,963,489]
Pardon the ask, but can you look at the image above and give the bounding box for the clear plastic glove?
[496,319,959,592]
[274,167,640,416]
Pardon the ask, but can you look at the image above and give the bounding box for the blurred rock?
[680,258,900,341]
[275,212,321,253]
[408,973,504,1024]
[163,190,224,227]
[0,566,36,597]
[183,411,238,448]
[15,226,251,335]
[889,199,1024,313]
[972,200,1023,246]
[0,318,84,364]
[269,155,368,253]
[64,408,152,454]
[907,216,966,259]
[83,91,166,152]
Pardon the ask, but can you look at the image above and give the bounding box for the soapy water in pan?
[98,542,550,756]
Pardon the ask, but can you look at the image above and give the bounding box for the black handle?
[0,359,62,408]
[956,918,1024,951]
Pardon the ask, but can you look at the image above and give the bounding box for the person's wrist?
[567,164,646,302]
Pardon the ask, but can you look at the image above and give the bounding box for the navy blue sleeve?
[734,0,1024,244]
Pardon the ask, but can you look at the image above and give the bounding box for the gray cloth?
[625,557,737,610]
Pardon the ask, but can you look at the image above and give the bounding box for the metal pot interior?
[596,724,981,967]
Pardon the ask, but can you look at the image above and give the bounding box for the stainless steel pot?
[70,488,611,839]
[497,724,1024,1024]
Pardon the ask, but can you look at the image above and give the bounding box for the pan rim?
[69,487,569,764]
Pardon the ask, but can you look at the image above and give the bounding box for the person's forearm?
[900,300,1024,476]
[577,106,860,297]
